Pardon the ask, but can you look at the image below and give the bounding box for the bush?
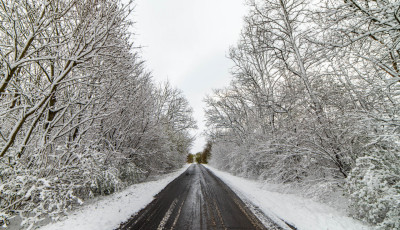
[347,150,400,229]
[0,166,85,229]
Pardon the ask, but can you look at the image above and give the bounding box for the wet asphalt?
[117,164,279,230]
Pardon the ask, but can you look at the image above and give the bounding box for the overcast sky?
[132,0,248,153]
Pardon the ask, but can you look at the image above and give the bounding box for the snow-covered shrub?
[0,163,85,229]
[347,150,400,229]
[118,162,149,184]
[91,167,123,196]
[0,145,118,228]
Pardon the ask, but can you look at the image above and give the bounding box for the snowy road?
[118,164,276,230]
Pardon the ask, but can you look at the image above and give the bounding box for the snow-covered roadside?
[38,165,190,230]
[205,165,372,230]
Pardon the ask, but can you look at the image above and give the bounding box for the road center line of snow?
[157,198,178,230]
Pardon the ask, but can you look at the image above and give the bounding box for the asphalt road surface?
[118,164,282,230]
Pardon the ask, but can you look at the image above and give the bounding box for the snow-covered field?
[205,165,372,230]
[38,165,189,230]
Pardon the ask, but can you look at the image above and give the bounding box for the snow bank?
[205,165,371,230]
[38,165,189,230]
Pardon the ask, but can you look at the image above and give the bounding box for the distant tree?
[187,154,194,163]
[192,142,213,164]
[195,152,202,164]
[201,142,212,164]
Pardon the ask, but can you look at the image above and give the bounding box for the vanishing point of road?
[118,164,284,230]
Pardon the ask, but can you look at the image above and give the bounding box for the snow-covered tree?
[206,0,400,227]
[0,0,196,228]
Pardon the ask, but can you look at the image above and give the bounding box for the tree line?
[0,0,196,228]
[187,141,212,164]
[205,0,400,228]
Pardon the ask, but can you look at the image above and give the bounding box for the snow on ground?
[38,164,371,230]
[205,165,372,230]
[38,165,189,230]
